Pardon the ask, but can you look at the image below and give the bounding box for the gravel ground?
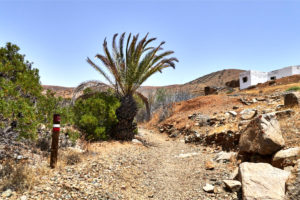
[9,127,240,200]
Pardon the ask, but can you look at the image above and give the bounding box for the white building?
[239,65,300,90]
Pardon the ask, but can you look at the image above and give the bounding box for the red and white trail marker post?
[50,114,60,168]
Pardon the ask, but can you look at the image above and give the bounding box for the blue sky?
[1,0,300,87]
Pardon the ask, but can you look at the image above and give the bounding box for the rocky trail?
[8,128,238,200]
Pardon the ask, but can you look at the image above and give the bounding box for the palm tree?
[86,33,178,140]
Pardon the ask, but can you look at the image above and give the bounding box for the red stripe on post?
[53,127,60,132]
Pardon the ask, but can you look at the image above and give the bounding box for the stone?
[228,111,237,117]
[285,159,300,200]
[240,109,257,120]
[169,130,180,138]
[2,189,12,198]
[195,114,211,126]
[233,106,239,109]
[205,159,215,170]
[239,162,290,200]
[20,195,27,200]
[272,109,295,119]
[272,147,300,168]
[132,139,142,145]
[229,167,239,180]
[214,151,236,163]
[176,152,198,158]
[16,155,23,160]
[239,113,285,155]
[203,183,214,193]
[284,92,300,107]
[223,180,241,192]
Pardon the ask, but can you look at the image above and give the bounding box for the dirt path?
[15,128,238,200]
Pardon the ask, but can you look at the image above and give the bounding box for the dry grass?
[0,160,37,192]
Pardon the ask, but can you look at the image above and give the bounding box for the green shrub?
[37,90,74,128]
[0,43,42,139]
[286,86,300,92]
[73,90,120,140]
[0,42,75,140]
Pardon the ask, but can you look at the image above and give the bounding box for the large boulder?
[284,92,300,107]
[272,147,300,168]
[239,113,285,155]
[239,162,290,200]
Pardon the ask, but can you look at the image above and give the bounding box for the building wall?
[268,66,293,80]
[239,71,251,90]
[250,70,268,86]
[239,66,300,90]
[292,66,300,74]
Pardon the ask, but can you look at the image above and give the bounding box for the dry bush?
[0,160,36,192]
[65,153,81,165]
[58,150,82,166]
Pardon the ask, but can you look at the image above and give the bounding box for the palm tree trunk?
[112,94,138,140]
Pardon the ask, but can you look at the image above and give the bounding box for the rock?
[214,151,236,163]
[272,109,295,119]
[240,109,257,120]
[228,111,237,117]
[272,147,300,168]
[176,152,199,158]
[2,189,12,198]
[239,162,290,200]
[169,130,180,138]
[229,168,239,180]
[195,114,211,127]
[284,166,294,172]
[132,139,142,145]
[284,92,300,107]
[239,113,285,155]
[205,159,215,170]
[223,180,241,192]
[20,195,27,200]
[203,183,214,193]
[233,106,239,110]
[16,155,23,160]
[285,159,300,200]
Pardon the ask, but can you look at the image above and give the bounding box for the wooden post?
[50,114,60,168]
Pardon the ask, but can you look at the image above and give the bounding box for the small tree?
[86,33,178,140]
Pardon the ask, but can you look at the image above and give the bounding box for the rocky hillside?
[42,85,74,98]
[139,69,244,97]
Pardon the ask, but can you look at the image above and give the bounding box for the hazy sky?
[1,0,300,87]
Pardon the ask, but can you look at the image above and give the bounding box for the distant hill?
[43,69,245,98]
[42,85,74,98]
[185,69,245,87]
[139,69,245,96]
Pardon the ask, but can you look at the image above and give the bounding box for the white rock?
[239,162,290,200]
[203,183,214,193]
[176,152,199,158]
[228,111,237,117]
[240,109,257,120]
[132,139,142,145]
[2,189,12,198]
[272,147,300,168]
[214,151,236,162]
[20,195,27,200]
[223,180,241,192]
